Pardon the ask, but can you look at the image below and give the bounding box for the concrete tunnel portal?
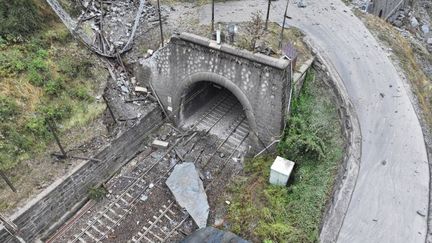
[143,33,292,151]
[178,80,253,149]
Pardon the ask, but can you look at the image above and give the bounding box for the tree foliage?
[243,11,266,51]
[0,0,42,39]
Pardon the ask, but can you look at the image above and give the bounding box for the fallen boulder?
[166,162,209,228]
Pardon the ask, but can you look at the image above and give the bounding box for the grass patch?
[88,186,108,202]
[357,11,432,127]
[0,17,104,172]
[226,70,343,242]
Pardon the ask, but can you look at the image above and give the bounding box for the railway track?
[63,93,247,243]
[129,116,250,243]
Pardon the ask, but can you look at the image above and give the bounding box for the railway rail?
[51,91,250,243]
[129,116,250,242]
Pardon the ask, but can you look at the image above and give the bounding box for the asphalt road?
[197,1,430,242]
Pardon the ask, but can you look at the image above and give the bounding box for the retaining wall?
[0,106,163,242]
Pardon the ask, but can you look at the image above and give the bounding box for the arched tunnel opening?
[179,81,251,150]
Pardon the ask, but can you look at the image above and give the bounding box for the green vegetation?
[0,0,41,39]
[226,70,344,242]
[0,2,104,172]
[0,0,58,40]
[88,186,108,201]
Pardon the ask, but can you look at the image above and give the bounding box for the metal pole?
[279,0,290,49]
[0,171,16,193]
[149,82,170,120]
[102,95,117,124]
[265,0,271,30]
[157,0,164,46]
[46,119,67,158]
[211,0,215,33]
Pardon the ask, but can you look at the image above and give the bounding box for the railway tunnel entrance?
[179,81,251,150]
[140,32,292,151]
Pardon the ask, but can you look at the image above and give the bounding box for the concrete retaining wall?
[312,56,362,243]
[0,106,163,242]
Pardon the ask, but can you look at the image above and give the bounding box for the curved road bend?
[196,0,429,242]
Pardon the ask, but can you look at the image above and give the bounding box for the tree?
[244,11,266,52]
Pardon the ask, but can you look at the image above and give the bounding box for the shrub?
[44,78,64,97]
[27,69,51,87]
[88,186,107,201]
[38,103,72,122]
[0,95,20,122]
[43,28,71,44]
[3,126,32,153]
[59,56,93,79]
[0,0,42,38]
[242,11,266,51]
[69,84,93,101]
[25,117,49,138]
[278,70,326,162]
[0,142,19,170]
[36,49,48,58]
[0,49,26,76]
[278,117,326,162]
[28,57,48,72]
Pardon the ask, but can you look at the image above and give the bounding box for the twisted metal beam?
[45,0,146,57]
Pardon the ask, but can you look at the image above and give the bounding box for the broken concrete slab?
[421,24,430,34]
[410,17,419,28]
[152,139,169,149]
[135,86,148,93]
[166,162,209,228]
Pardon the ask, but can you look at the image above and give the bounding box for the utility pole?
[0,171,16,193]
[279,0,290,49]
[265,0,271,30]
[211,0,215,33]
[102,95,117,124]
[157,0,164,46]
[46,118,67,159]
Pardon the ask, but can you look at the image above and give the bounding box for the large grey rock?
[166,162,209,228]
[421,24,430,34]
[393,20,403,28]
[180,227,250,243]
[410,17,419,28]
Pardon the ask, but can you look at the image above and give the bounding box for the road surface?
[196,1,429,242]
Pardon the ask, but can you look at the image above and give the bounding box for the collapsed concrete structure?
[364,0,408,19]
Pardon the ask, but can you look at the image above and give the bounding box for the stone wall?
[0,106,163,242]
[140,33,292,149]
